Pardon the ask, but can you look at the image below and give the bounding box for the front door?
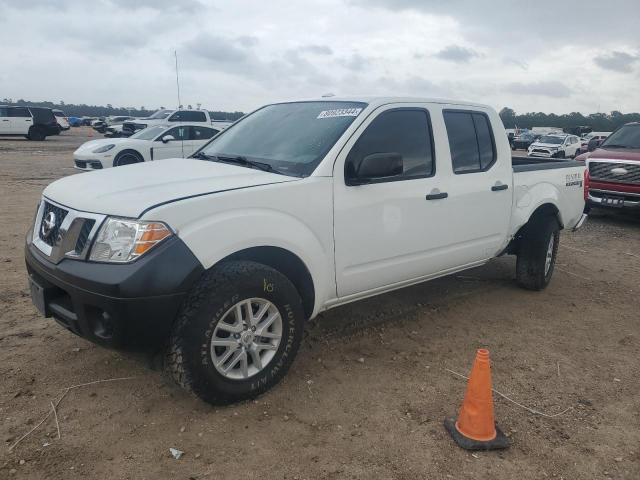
[153,125,190,159]
[333,105,454,297]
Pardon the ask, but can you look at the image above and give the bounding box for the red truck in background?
[577,122,640,211]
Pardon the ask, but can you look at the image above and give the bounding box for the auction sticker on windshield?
[317,108,363,119]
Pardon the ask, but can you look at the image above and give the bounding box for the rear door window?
[191,126,218,140]
[443,110,496,173]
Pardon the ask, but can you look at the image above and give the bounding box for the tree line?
[499,107,640,132]
[1,98,246,121]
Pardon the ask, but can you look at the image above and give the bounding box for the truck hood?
[44,158,299,218]
[583,147,640,162]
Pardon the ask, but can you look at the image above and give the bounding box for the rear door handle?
[491,184,508,191]
[425,192,448,200]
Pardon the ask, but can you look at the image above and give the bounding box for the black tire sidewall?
[28,127,45,141]
[174,262,305,404]
[114,150,142,167]
[517,216,560,290]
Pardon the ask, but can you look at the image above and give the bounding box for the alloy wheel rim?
[544,235,555,276]
[210,298,282,380]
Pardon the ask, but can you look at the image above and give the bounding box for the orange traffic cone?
[444,349,510,450]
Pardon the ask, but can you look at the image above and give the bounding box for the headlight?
[92,144,115,153]
[89,218,173,263]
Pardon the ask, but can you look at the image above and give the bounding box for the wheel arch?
[506,202,562,255]
[113,148,143,167]
[214,246,316,320]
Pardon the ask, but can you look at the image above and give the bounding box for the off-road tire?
[27,127,46,141]
[113,149,143,167]
[166,261,305,405]
[516,215,560,291]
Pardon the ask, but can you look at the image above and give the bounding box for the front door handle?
[491,184,508,191]
[425,191,448,200]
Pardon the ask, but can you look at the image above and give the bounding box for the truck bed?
[512,155,583,172]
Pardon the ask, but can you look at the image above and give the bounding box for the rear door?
[8,107,32,135]
[439,107,512,260]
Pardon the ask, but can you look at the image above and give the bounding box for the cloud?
[594,51,638,73]
[339,53,370,70]
[185,34,251,64]
[505,81,571,98]
[434,45,479,63]
[299,45,333,55]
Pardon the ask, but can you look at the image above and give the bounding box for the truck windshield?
[601,124,640,149]
[148,110,174,119]
[197,101,367,177]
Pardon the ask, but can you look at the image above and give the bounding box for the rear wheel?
[516,215,560,290]
[113,150,143,167]
[27,127,46,141]
[166,261,305,405]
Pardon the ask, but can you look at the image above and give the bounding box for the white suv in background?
[528,134,581,159]
[73,123,221,170]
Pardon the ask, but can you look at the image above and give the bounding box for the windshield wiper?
[216,154,280,174]
[191,152,218,160]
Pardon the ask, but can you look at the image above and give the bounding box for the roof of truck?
[282,96,492,109]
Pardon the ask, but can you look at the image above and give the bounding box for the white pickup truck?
[25,97,588,405]
[120,109,231,136]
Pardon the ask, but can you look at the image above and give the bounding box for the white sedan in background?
[73,123,221,170]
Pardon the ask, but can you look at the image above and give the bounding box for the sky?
[1,0,639,115]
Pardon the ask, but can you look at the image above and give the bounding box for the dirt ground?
[1,128,639,479]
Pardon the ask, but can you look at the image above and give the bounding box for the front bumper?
[528,149,562,158]
[588,189,640,211]
[25,234,204,350]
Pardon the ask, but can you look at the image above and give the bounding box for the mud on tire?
[516,215,560,291]
[166,261,305,405]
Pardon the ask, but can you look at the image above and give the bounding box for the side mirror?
[347,152,403,185]
[161,135,175,143]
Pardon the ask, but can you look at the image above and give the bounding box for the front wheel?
[166,261,305,405]
[113,150,143,167]
[516,215,560,290]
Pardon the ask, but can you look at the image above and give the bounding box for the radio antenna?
[174,50,182,108]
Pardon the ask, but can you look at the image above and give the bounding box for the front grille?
[39,201,68,246]
[589,161,640,185]
[75,160,103,170]
[531,149,550,154]
[74,219,95,254]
